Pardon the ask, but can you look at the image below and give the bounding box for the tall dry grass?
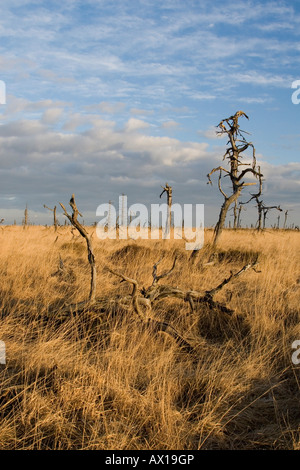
[0,226,299,449]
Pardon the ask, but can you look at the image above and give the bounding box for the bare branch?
[218,169,228,199]
[107,265,194,352]
[207,166,230,185]
[152,256,177,286]
[105,267,144,321]
[205,256,259,298]
[60,194,96,303]
[237,167,262,182]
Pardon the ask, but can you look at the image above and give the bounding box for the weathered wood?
[160,183,172,236]
[106,264,194,352]
[207,111,262,246]
[44,204,58,231]
[106,255,259,352]
[60,194,96,304]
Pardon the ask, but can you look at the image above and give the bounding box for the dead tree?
[262,205,282,229]
[230,201,245,229]
[277,214,281,229]
[107,255,259,353]
[22,204,28,228]
[240,166,264,231]
[240,169,283,231]
[207,111,262,246]
[256,201,264,230]
[60,194,96,304]
[237,203,245,228]
[283,210,289,229]
[160,183,172,236]
[233,200,238,229]
[43,204,58,231]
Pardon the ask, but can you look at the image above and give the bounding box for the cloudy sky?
[0,0,299,227]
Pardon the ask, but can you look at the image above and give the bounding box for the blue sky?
[0,0,299,227]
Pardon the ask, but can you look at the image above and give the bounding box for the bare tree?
[276,214,281,229]
[22,204,28,228]
[262,205,282,229]
[230,201,245,229]
[207,111,262,246]
[239,169,283,231]
[237,203,245,228]
[160,183,172,236]
[283,210,289,229]
[233,200,238,229]
[60,194,96,304]
[240,166,264,231]
[43,204,58,231]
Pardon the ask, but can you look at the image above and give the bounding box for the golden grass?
[0,226,299,449]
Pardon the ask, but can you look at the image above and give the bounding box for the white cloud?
[124,118,150,132]
[237,97,271,104]
[41,108,64,125]
[235,71,292,87]
[198,126,224,140]
[0,1,300,226]
[161,120,179,129]
[130,108,154,116]
[84,101,126,114]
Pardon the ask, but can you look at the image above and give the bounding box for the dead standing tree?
[262,205,282,229]
[283,210,289,229]
[237,203,245,228]
[240,168,282,231]
[229,201,245,229]
[207,111,262,246]
[22,204,28,228]
[43,204,58,231]
[60,194,96,305]
[160,183,172,236]
[240,165,264,231]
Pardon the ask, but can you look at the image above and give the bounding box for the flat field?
[0,226,299,449]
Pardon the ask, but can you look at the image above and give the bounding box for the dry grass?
[0,226,299,450]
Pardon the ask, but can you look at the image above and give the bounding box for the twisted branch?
[60,194,96,304]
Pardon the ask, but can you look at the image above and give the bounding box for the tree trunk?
[53,206,57,231]
[257,203,263,231]
[213,189,242,246]
[233,200,238,229]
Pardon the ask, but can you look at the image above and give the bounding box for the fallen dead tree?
[54,194,259,352]
[106,255,260,352]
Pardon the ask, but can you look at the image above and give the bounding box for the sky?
[0,0,300,228]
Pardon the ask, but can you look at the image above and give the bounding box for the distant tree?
[283,210,289,229]
[262,205,282,229]
[160,183,172,236]
[43,204,58,231]
[22,204,28,228]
